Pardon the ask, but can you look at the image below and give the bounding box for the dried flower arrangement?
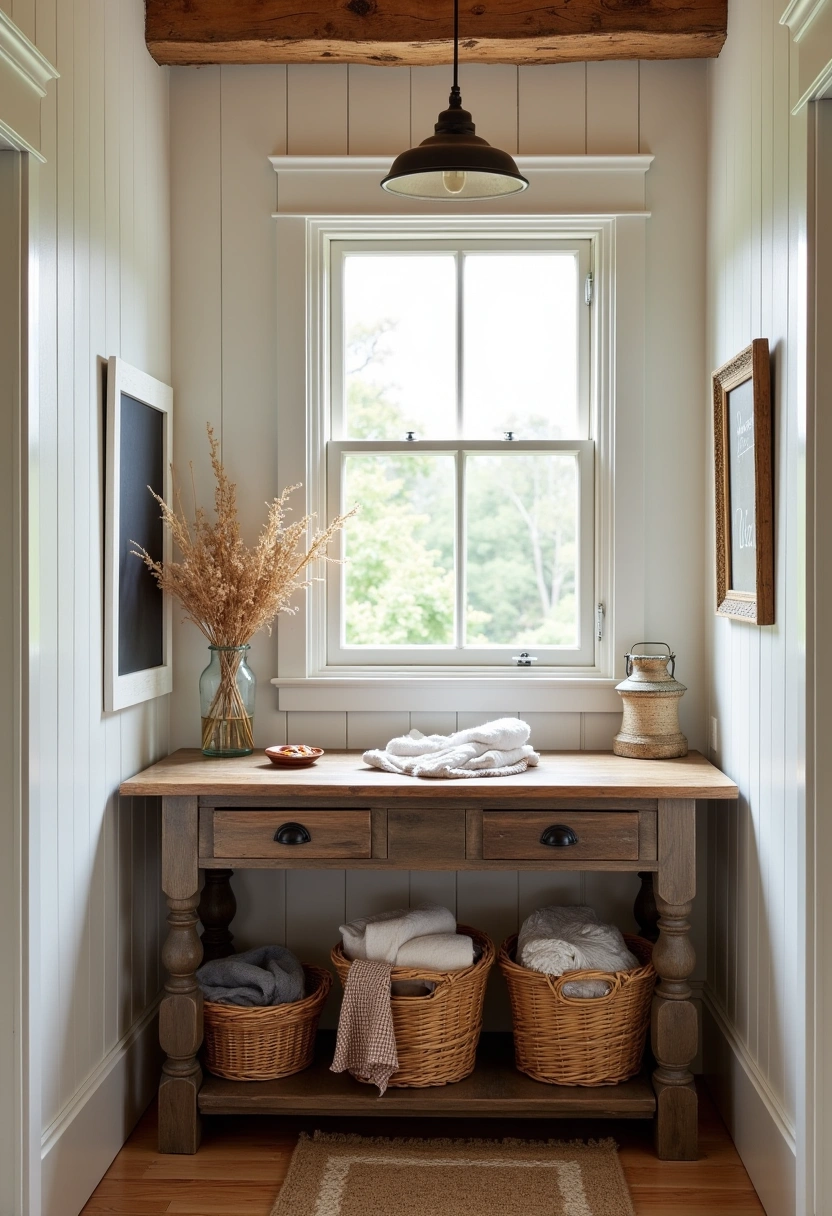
[134,425,355,754]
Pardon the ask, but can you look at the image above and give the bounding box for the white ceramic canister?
[613,642,688,759]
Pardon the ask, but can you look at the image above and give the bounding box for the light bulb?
[442,170,467,195]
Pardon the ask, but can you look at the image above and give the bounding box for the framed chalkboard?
[104,357,173,711]
[713,339,774,624]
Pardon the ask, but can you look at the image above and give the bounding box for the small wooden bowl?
[265,745,324,768]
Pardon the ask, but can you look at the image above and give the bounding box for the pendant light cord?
[450,0,461,108]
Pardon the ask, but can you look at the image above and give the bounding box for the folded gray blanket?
[197,945,305,1007]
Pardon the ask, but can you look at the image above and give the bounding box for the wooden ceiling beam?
[146,1,728,67]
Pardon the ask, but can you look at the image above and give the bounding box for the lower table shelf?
[198,1031,656,1120]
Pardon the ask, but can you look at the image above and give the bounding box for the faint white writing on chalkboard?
[736,411,755,458]
[735,507,756,550]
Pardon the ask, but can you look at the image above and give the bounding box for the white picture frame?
[104,356,173,712]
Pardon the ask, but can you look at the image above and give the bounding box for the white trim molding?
[781,0,832,109]
[270,154,654,217]
[272,676,622,713]
[0,11,58,98]
[0,11,57,157]
[269,157,650,713]
[703,990,797,1216]
[40,1000,162,1216]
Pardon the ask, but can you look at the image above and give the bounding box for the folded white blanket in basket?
[363,718,540,779]
[340,905,458,964]
[517,905,639,998]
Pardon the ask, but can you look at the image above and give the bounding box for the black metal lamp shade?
[382,96,528,200]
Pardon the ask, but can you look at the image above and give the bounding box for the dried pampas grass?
[133,425,356,752]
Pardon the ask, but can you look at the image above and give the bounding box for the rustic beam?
[146,0,728,67]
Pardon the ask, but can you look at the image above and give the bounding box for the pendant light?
[381,0,528,200]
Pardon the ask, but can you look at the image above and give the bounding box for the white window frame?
[328,234,594,668]
[269,155,653,712]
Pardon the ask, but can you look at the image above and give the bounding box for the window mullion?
[456,447,466,650]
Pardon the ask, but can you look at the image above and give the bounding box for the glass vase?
[199,644,256,757]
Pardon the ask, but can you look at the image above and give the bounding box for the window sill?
[270,675,621,713]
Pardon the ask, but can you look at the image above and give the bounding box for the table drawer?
[210,810,371,859]
[482,811,640,861]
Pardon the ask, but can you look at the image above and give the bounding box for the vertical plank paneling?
[704,2,803,1184]
[347,65,410,155]
[518,65,586,155]
[285,870,345,1028]
[218,65,287,753]
[520,712,581,750]
[347,712,409,751]
[55,0,77,1104]
[287,65,348,155]
[456,64,518,153]
[36,0,61,1132]
[410,66,450,147]
[35,0,172,1161]
[101,0,122,1062]
[71,0,93,1083]
[586,62,639,154]
[169,65,223,750]
[457,871,517,1029]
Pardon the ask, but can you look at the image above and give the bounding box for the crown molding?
[781,0,828,39]
[0,11,58,99]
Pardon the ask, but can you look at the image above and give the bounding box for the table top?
[119,749,739,801]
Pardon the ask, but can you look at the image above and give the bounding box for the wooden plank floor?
[80,1086,765,1216]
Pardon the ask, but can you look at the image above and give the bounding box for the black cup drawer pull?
[540,824,579,848]
[274,822,311,845]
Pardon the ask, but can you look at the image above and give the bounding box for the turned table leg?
[199,869,236,961]
[159,797,203,1154]
[652,798,698,1161]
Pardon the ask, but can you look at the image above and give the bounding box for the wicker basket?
[202,964,332,1081]
[499,933,656,1086]
[331,925,494,1088]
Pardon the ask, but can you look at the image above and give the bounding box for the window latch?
[504,431,515,441]
[512,651,538,667]
[596,602,605,641]
[405,431,417,442]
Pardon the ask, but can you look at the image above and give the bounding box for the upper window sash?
[328,236,593,444]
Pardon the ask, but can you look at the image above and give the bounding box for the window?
[326,237,595,668]
[270,158,654,702]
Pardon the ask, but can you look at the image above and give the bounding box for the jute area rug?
[270,1132,635,1216]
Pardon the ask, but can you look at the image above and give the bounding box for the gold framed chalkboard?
[713,339,774,625]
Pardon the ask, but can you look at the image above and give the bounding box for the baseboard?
[40,999,162,1216]
[703,990,796,1216]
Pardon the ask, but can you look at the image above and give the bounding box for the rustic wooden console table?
[120,749,737,1162]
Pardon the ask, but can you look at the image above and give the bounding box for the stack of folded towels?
[363,717,539,779]
[196,945,306,1007]
[331,905,473,1094]
[517,905,638,997]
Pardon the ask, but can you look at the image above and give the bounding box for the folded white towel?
[395,932,474,972]
[387,718,531,756]
[364,718,540,780]
[517,905,639,998]
[340,905,457,964]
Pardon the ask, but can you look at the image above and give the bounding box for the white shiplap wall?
[704,3,806,1213]
[169,60,709,1025]
[0,0,171,1212]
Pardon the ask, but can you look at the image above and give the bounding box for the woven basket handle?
[545,969,625,1003]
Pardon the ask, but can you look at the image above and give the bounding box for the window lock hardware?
[404,431,417,442]
[596,602,605,641]
[585,272,594,307]
[503,431,515,441]
[512,651,538,667]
